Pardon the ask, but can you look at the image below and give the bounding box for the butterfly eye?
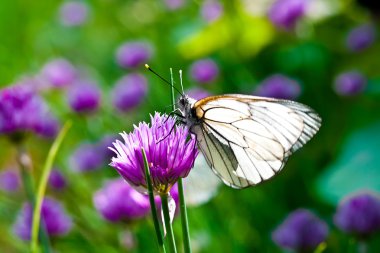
[179,97,185,106]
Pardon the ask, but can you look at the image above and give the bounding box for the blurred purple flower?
[0,85,59,140]
[59,1,89,27]
[110,113,198,195]
[34,115,60,139]
[268,0,306,30]
[49,169,67,190]
[98,135,118,162]
[112,73,148,112]
[70,143,104,172]
[254,74,301,99]
[171,183,179,198]
[346,24,376,52]
[13,197,72,241]
[334,192,380,238]
[41,58,77,88]
[164,0,185,10]
[185,88,211,100]
[334,71,366,96]
[272,209,329,252]
[0,169,20,192]
[93,179,151,222]
[15,75,48,92]
[67,79,101,113]
[201,0,223,22]
[190,59,219,84]
[115,41,153,69]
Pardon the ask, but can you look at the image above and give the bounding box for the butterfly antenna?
[145,64,183,95]
[179,69,184,94]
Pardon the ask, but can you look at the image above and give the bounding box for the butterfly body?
[178,94,321,189]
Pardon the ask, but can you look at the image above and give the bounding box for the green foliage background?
[1,0,380,252]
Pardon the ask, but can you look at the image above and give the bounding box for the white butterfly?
[177,94,321,189]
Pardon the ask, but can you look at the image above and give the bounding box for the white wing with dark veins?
[189,95,321,189]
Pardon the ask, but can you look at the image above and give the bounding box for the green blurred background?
[1,0,380,252]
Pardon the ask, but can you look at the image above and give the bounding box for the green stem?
[348,238,356,253]
[177,179,191,252]
[141,148,166,253]
[31,121,72,253]
[358,240,367,253]
[161,193,177,253]
[170,68,176,111]
[170,68,192,253]
[16,146,51,253]
[313,242,327,253]
[17,149,35,203]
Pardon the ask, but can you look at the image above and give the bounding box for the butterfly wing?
[189,94,321,189]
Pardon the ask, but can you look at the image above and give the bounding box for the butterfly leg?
[156,121,177,144]
[156,113,188,144]
[161,103,179,115]
[158,109,184,128]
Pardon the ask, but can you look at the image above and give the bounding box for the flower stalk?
[141,148,166,253]
[313,242,327,253]
[16,146,51,253]
[31,121,72,253]
[170,68,192,253]
[161,193,177,253]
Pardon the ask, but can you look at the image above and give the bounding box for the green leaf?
[316,122,380,204]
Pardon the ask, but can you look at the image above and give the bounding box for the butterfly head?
[178,95,187,108]
[178,94,196,120]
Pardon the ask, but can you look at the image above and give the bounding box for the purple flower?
[185,88,211,100]
[112,73,148,112]
[346,24,376,52]
[49,169,67,190]
[268,0,306,30]
[254,74,301,99]
[334,192,380,238]
[115,41,153,69]
[272,209,329,252]
[0,85,59,140]
[334,71,367,96]
[34,115,60,139]
[15,75,48,92]
[41,58,77,88]
[0,169,20,192]
[170,183,179,202]
[110,113,198,195]
[93,179,151,222]
[67,79,101,113]
[98,135,118,162]
[164,0,185,10]
[70,143,104,172]
[13,197,72,241]
[59,1,89,27]
[190,59,219,84]
[201,0,223,22]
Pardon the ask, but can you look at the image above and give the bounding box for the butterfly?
[145,64,321,189]
[177,94,321,189]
